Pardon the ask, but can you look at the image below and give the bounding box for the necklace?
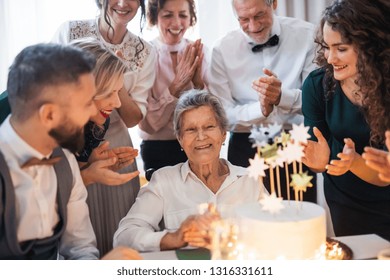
[351,88,362,101]
[341,80,363,104]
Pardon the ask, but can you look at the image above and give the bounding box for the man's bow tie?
[21,156,61,169]
[251,35,279,53]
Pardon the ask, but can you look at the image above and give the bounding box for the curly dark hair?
[147,0,197,27]
[95,0,146,59]
[314,0,390,145]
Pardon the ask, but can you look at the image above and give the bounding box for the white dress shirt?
[138,37,209,140]
[208,16,316,132]
[113,160,264,252]
[0,117,99,259]
[52,19,156,118]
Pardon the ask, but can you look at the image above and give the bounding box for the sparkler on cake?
[248,122,313,213]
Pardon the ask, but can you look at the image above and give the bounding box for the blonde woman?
[52,0,156,255]
[69,38,139,187]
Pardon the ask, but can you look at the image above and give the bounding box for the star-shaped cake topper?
[290,172,313,192]
[260,142,278,161]
[282,142,304,164]
[248,153,269,179]
[249,125,268,147]
[259,192,285,214]
[247,122,314,205]
[289,123,311,145]
[264,123,282,139]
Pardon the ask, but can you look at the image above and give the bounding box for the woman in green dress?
[302,0,390,240]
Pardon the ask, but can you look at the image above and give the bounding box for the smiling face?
[90,76,123,125]
[61,73,97,132]
[323,22,358,82]
[234,0,277,44]
[157,0,191,45]
[106,0,140,26]
[178,105,226,166]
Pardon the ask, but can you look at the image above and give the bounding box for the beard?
[49,123,85,154]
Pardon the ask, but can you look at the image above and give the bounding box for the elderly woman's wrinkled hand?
[182,212,220,249]
[160,215,196,250]
[101,246,143,260]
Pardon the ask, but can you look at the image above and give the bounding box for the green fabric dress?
[302,68,390,241]
[0,91,11,124]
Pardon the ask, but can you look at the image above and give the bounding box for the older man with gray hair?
[208,0,317,201]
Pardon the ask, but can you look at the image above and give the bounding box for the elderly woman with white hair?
[113,89,265,251]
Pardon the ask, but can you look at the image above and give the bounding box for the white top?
[52,19,156,117]
[138,37,209,140]
[0,117,99,260]
[208,16,316,132]
[113,160,264,252]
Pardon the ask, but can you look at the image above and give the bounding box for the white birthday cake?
[236,200,326,259]
[236,123,327,259]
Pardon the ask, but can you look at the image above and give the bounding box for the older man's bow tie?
[21,156,61,169]
[251,35,279,53]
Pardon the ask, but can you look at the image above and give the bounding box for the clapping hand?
[89,141,138,171]
[301,127,330,172]
[252,68,282,117]
[109,146,138,171]
[191,39,205,89]
[169,43,199,97]
[326,138,357,176]
[363,131,390,183]
[81,141,140,186]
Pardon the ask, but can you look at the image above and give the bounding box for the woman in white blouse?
[52,0,156,256]
[138,0,208,172]
[114,89,264,252]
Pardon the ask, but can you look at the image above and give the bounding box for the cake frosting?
[235,201,326,259]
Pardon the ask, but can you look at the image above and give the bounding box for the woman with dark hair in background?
[138,0,208,172]
[302,0,390,240]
